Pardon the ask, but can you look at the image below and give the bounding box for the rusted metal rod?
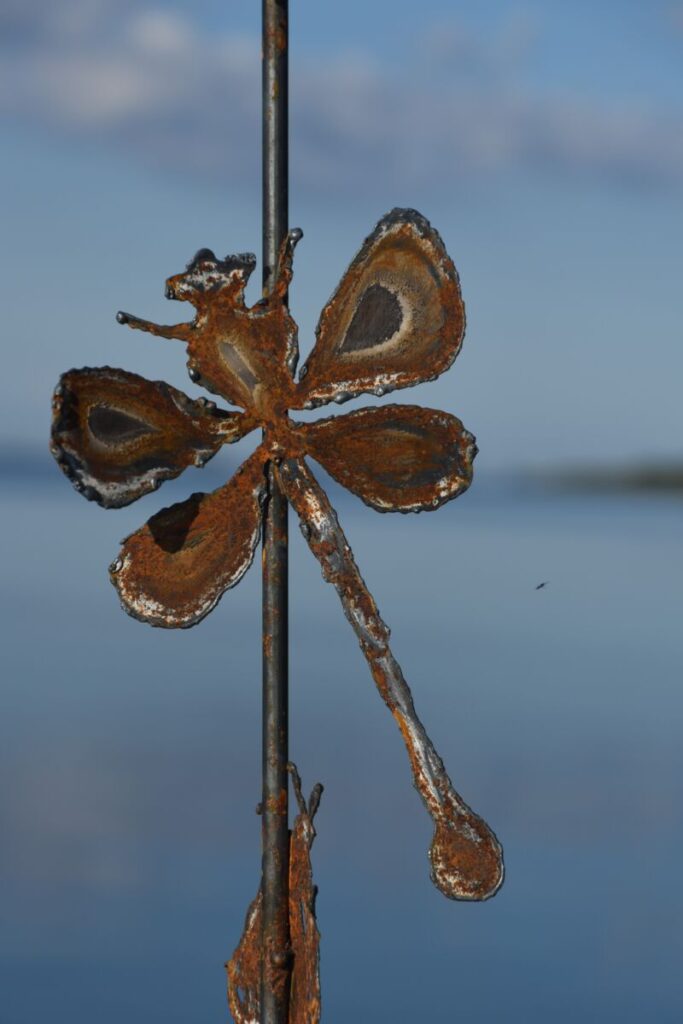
[261,2,291,1022]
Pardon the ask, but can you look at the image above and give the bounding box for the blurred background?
[1,1,682,1021]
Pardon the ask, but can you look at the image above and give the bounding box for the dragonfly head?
[165,249,257,306]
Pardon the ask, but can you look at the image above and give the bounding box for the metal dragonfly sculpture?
[50,208,503,1016]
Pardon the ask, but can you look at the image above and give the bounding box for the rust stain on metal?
[263,11,288,57]
[227,886,261,1024]
[117,236,301,421]
[304,404,476,513]
[50,208,504,898]
[111,448,267,628]
[51,367,252,508]
[277,457,503,901]
[290,209,465,410]
[227,765,323,1024]
[287,765,323,1024]
[264,789,288,816]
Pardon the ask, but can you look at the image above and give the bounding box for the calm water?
[2,453,682,1022]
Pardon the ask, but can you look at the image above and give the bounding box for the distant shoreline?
[3,445,682,498]
[532,462,683,496]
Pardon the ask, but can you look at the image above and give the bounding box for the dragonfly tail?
[277,456,504,901]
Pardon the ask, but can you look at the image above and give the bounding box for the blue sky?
[2,0,682,473]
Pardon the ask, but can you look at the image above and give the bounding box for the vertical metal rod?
[261,2,290,1023]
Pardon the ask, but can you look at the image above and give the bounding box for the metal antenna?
[261,2,291,1022]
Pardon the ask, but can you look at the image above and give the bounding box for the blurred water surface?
[1,456,682,1023]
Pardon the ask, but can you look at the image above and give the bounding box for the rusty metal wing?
[51,368,252,509]
[302,404,476,513]
[291,209,465,410]
[110,448,267,628]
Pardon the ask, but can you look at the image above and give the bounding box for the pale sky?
[2,0,682,470]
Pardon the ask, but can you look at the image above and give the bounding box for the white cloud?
[128,9,194,56]
[2,3,682,194]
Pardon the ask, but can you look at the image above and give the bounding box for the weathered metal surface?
[227,886,261,1024]
[110,448,267,628]
[118,239,300,420]
[261,2,293,1018]
[276,457,504,901]
[227,765,323,1024]
[291,209,465,410]
[50,367,251,508]
[303,404,477,513]
[287,764,323,1024]
[261,455,291,1024]
[50,206,504,907]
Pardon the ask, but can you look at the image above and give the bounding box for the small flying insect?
[50,209,503,913]
[535,581,550,590]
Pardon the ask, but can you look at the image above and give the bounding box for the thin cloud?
[2,3,683,193]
